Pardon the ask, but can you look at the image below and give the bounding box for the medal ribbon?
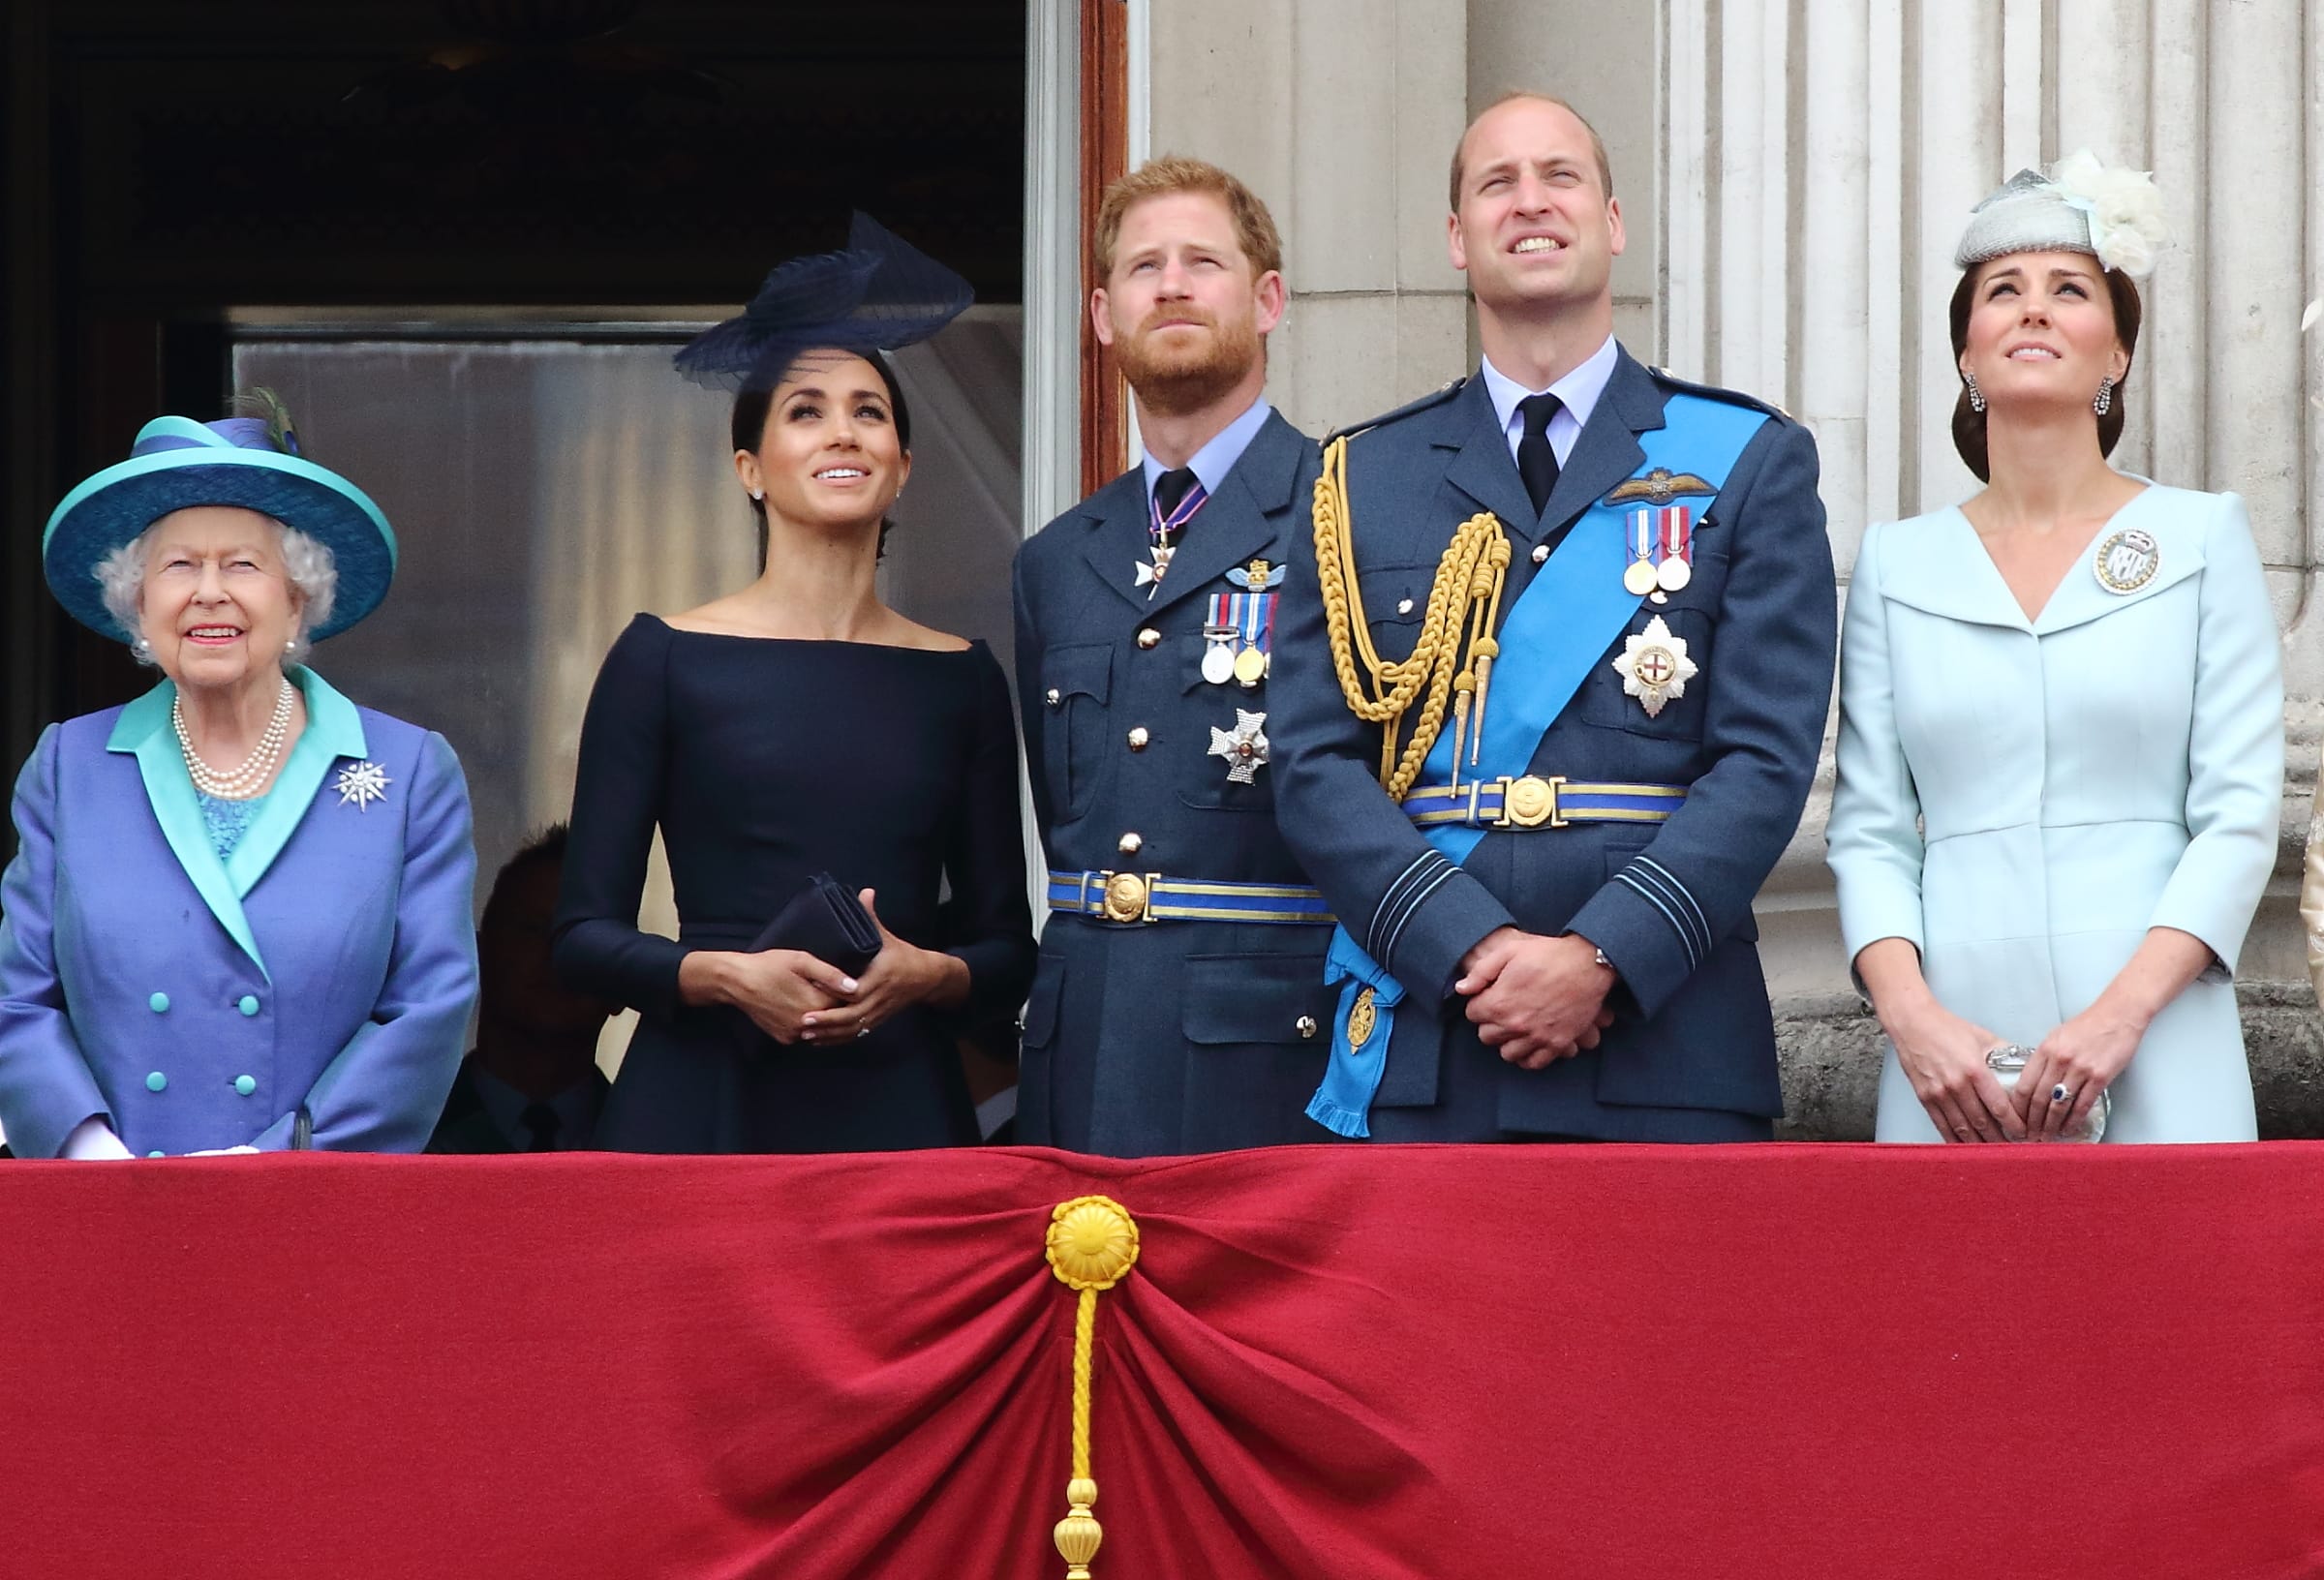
[1659,505,1691,573]
[1149,476,1210,552]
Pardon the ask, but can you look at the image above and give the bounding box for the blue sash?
[1307,392,1771,1137]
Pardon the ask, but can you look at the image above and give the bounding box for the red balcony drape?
[3,1142,2319,1578]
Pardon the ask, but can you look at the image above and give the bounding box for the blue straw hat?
[43,411,398,642]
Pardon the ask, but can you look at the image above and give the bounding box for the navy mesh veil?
[674,212,975,392]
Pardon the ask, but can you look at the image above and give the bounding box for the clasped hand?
[1887,993,2140,1142]
[1454,927,1616,1070]
[722,890,947,1047]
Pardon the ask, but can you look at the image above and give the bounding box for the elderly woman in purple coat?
[0,398,478,1158]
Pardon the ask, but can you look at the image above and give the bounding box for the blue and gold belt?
[1400,774,1688,831]
[1047,870,1333,926]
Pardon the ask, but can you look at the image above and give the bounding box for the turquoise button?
[148,992,169,1014]
[237,995,260,1017]
[146,1150,165,1159]
[144,1071,167,1093]
[233,1076,257,1097]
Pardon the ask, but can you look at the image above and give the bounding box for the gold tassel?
[1045,1197,1141,1579]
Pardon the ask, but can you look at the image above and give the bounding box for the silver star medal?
[332,759,393,811]
[1134,543,1176,593]
[1610,615,1698,719]
[1208,709,1269,784]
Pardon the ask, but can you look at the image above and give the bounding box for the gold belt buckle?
[1097,869,1159,923]
[1493,774,1567,830]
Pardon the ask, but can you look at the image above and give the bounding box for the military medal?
[1623,508,1659,596]
[1139,473,1210,596]
[1134,544,1176,592]
[1611,615,1698,719]
[1208,709,1269,784]
[1208,564,1279,687]
[1655,506,1695,592]
[1201,626,1238,684]
[2093,527,2158,594]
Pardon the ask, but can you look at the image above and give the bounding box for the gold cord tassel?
[1045,1197,1142,1579]
[1314,438,1512,801]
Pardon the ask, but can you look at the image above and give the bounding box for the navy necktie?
[1517,393,1562,517]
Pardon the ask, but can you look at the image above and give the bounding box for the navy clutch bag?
[749,872,883,978]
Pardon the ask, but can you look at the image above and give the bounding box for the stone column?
[1146,0,1470,439]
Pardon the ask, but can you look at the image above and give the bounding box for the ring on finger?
[2051,1082,2072,1105]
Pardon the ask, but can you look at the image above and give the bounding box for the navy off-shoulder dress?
[553,614,1036,1152]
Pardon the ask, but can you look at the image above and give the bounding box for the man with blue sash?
[1014,157,1337,1155]
[1269,94,1837,1142]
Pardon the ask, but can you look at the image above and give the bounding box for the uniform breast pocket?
[1583,605,1713,742]
[1354,562,1432,664]
[1040,644,1113,822]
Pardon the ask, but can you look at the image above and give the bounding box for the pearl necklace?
[174,677,296,800]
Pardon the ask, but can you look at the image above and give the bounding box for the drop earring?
[1963,372,1985,414]
[2094,378,2114,417]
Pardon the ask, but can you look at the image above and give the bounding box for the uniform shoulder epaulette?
[1645,365,1796,424]
[1324,376,1469,445]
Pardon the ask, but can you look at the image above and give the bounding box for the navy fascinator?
[674,212,974,392]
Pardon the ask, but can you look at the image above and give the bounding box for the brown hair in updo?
[1948,260,2142,482]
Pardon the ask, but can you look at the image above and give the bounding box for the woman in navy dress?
[554,216,1034,1152]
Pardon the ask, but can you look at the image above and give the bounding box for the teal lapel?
[107,682,268,978]
[225,666,369,903]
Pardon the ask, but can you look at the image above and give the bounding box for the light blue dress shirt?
[1479,333,1620,471]
[1139,396,1275,514]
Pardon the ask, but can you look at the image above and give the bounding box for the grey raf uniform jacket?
[1269,349,1837,1140]
[1012,410,1337,1156]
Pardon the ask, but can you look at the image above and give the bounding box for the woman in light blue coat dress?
[1827,156,2282,1143]
[0,399,479,1159]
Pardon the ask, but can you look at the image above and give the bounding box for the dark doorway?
[1,0,1028,791]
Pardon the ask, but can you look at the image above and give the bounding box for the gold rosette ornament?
[1044,1196,1141,1578]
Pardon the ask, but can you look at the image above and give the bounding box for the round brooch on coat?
[2093,528,2158,595]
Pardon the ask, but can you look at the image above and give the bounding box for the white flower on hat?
[2046,149,2167,278]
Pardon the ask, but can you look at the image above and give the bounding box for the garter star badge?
[2093,527,2158,594]
[1611,616,1698,719]
[1208,709,1270,784]
[332,759,392,811]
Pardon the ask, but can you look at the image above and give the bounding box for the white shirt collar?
[1479,335,1620,465]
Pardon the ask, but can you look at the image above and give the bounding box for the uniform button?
[1136,627,1160,650]
[237,995,260,1017]
[1126,726,1149,751]
[1532,543,1549,564]
[1045,687,1062,708]
[234,1076,257,1097]
[1396,597,1414,615]
[1296,1016,1318,1039]
[148,992,169,1014]
[1117,832,1143,856]
[145,1071,168,1092]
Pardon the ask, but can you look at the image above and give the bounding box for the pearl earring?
[130,636,152,660]
[1963,372,1985,414]
[749,488,764,501]
[2094,378,2114,417]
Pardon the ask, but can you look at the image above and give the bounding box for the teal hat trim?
[42,416,398,642]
